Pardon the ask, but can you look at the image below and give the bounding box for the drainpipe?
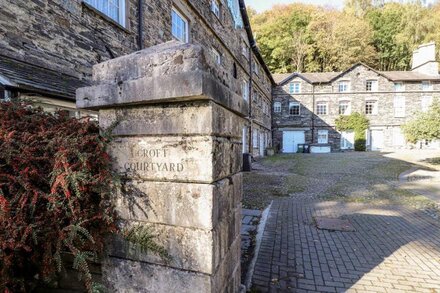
[138,0,144,50]
[311,84,315,144]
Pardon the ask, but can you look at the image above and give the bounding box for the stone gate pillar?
[76,41,244,292]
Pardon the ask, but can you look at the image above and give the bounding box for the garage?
[370,129,384,151]
[282,131,305,153]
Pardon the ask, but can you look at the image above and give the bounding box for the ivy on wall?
[335,112,370,151]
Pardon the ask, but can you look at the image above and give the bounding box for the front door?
[282,131,305,153]
[341,131,355,150]
[371,130,384,151]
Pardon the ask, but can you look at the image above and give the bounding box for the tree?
[402,101,440,144]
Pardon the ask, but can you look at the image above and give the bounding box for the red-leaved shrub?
[0,102,117,292]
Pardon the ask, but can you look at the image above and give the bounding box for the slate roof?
[380,71,440,81]
[0,55,90,100]
[276,62,440,85]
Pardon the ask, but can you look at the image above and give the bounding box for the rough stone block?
[116,173,242,230]
[99,100,244,138]
[107,206,241,274]
[109,136,242,183]
[76,42,249,116]
[103,234,242,293]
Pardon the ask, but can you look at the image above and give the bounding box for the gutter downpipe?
[311,84,315,144]
[138,0,144,50]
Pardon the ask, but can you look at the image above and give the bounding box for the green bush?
[335,113,370,152]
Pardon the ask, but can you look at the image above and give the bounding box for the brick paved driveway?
[249,153,440,293]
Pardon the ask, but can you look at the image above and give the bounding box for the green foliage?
[123,225,171,262]
[402,100,440,144]
[250,1,440,73]
[335,113,370,151]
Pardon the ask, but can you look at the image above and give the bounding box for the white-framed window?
[392,127,405,146]
[242,80,249,101]
[338,101,351,115]
[253,130,258,148]
[366,80,378,92]
[318,130,329,144]
[289,102,300,116]
[394,96,406,117]
[394,82,405,92]
[316,102,328,115]
[422,81,433,91]
[211,0,220,18]
[212,48,222,65]
[338,81,350,92]
[289,82,301,94]
[365,100,378,115]
[242,41,249,58]
[253,61,260,75]
[172,8,189,43]
[85,0,126,26]
[421,96,433,112]
[274,102,282,113]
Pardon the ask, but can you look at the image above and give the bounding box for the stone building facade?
[0,0,273,157]
[272,43,440,153]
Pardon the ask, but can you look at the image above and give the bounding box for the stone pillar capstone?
[76,41,244,293]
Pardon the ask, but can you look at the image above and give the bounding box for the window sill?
[82,2,132,34]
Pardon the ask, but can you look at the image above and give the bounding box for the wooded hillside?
[249,0,440,73]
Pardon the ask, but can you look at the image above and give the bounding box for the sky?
[244,0,345,12]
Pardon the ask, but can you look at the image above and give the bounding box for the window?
[422,81,433,91]
[394,96,406,117]
[421,96,433,112]
[274,102,282,113]
[253,130,258,148]
[318,130,329,144]
[365,100,378,115]
[172,8,189,43]
[338,81,350,93]
[211,0,220,18]
[253,61,259,75]
[242,42,249,58]
[212,48,221,65]
[85,0,126,26]
[366,80,378,92]
[289,82,301,94]
[339,101,351,115]
[242,80,249,101]
[394,83,405,92]
[316,102,328,115]
[289,102,300,116]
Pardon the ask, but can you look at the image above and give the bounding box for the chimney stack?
[411,42,439,76]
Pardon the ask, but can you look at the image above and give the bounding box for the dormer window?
[366,80,378,92]
[338,81,350,92]
[422,81,433,91]
[394,83,405,92]
[289,82,301,94]
[84,0,126,26]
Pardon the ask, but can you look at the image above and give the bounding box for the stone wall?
[273,64,440,151]
[0,0,272,156]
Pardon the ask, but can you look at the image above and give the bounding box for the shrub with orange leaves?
[0,102,117,292]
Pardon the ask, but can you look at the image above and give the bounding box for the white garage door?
[371,130,384,151]
[283,131,305,153]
